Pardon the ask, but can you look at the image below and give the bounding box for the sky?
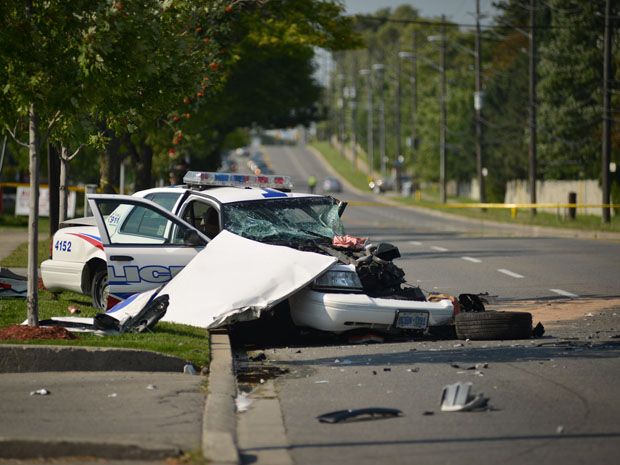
[315,1,499,85]
[343,0,498,26]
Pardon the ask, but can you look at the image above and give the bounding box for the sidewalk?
[0,334,239,464]
[0,228,48,262]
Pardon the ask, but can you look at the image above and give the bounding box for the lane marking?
[549,288,578,298]
[431,246,448,252]
[408,241,422,246]
[462,256,482,263]
[497,268,524,279]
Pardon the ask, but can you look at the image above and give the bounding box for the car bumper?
[289,288,455,333]
[41,259,84,294]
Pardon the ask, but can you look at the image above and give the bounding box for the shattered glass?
[222,197,345,249]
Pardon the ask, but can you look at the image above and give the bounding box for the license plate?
[395,310,429,330]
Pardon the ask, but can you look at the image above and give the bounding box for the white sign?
[15,187,76,218]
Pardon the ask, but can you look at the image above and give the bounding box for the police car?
[41,171,455,333]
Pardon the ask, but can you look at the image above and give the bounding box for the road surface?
[232,143,620,465]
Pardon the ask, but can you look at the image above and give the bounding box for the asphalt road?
[231,144,620,465]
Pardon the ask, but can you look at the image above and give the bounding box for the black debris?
[249,353,267,362]
[383,367,391,372]
[532,322,545,338]
[423,411,435,416]
[317,407,403,424]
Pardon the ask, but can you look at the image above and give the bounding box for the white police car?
[42,171,455,333]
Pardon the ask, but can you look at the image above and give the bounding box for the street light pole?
[439,16,447,204]
[351,58,359,170]
[475,0,485,204]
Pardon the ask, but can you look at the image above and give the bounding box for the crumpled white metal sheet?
[157,230,336,328]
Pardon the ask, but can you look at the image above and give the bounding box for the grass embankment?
[311,141,371,192]
[0,290,210,368]
[310,141,620,234]
[0,217,210,369]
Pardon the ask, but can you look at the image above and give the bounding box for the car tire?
[91,268,109,310]
[455,311,532,340]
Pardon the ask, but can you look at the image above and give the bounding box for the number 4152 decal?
[54,240,72,252]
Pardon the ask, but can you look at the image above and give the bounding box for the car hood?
[106,230,337,329]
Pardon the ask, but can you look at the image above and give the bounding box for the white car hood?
[109,230,337,329]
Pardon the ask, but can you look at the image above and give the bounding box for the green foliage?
[538,0,607,179]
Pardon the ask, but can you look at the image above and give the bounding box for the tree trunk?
[47,143,60,236]
[59,146,68,222]
[126,133,153,192]
[27,103,40,326]
[99,129,121,194]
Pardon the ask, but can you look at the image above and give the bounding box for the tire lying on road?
[455,311,532,340]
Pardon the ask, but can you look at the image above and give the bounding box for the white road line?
[408,241,422,246]
[549,288,579,298]
[462,256,482,263]
[497,268,524,279]
[431,246,448,252]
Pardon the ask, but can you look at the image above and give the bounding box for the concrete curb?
[0,344,187,373]
[202,330,239,465]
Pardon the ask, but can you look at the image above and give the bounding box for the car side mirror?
[184,229,207,247]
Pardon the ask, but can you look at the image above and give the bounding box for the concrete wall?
[504,179,610,216]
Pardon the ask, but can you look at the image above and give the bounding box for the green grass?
[0,237,51,267]
[310,141,620,234]
[0,214,49,232]
[0,289,211,369]
[310,141,371,192]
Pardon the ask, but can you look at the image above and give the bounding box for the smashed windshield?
[222,197,345,246]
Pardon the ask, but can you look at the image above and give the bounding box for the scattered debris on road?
[317,407,403,423]
[440,382,489,412]
[30,388,50,396]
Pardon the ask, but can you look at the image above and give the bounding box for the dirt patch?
[0,324,77,340]
[496,298,620,327]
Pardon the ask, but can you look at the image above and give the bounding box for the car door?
[88,194,209,308]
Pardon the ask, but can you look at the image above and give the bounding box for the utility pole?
[360,66,374,178]
[351,57,359,170]
[338,69,345,157]
[528,0,538,215]
[374,63,386,180]
[396,50,403,194]
[411,30,418,164]
[439,16,447,204]
[602,0,612,223]
[475,0,485,204]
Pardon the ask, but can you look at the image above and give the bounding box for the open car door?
[88,194,209,308]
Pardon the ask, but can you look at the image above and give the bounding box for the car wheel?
[455,311,532,340]
[91,268,109,310]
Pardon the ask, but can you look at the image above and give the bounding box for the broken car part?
[0,268,27,298]
[317,407,403,423]
[440,382,489,412]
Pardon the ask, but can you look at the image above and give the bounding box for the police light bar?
[183,171,293,190]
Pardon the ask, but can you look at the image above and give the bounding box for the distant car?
[322,176,342,193]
